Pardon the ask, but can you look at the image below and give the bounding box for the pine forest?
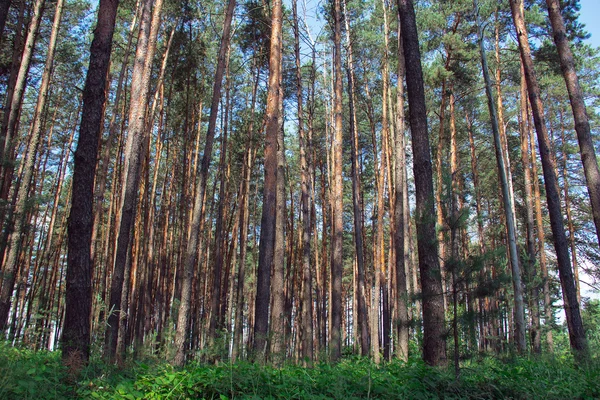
[1,0,600,397]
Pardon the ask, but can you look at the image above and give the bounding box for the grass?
[1,343,599,399]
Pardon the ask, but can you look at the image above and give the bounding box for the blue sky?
[579,0,600,48]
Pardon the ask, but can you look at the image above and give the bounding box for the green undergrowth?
[1,344,600,399]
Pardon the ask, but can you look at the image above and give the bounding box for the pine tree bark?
[270,88,286,360]
[105,0,162,362]
[252,0,282,361]
[397,0,446,366]
[546,0,600,248]
[510,0,588,360]
[330,0,344,363]
[394,10,409,362]
[63,0,119,365]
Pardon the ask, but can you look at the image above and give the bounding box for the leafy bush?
[75,356,600,399]
[0,343,73,399]
[2,342,600,399]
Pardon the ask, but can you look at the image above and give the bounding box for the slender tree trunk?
[0,0,63,331]
[510,0,588,361]
[232,67,260,362]
[381,0,392,361]
[449,91,460,378]
[253,0,282,361]
[342,0,369,358]
[270,90,286,360]
[330,0,344,363]
[292,0,314,364]
[105,0,162,362]
[394,10,409,362]
[90,0,141,268]
[559,110,580,304]
[519,64,541,354]
[475,0,526,354]
[546,0,600,248]
[207,81,230,349]
[63,0,119,366]
[0,0,44,184]
[397,0,447,366]
[172,0,236,366]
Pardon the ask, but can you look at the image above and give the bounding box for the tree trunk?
[510,0,588,361]
[330,0,344,362]
[342,0,369,358]
[394,10,409,362]
[519,63,541,354]
[0,0,44,186]
[292,0,314,364]
[63,0,119,367]
[270,83,286,361]
[397,0,447,367]
[475,0,526,354]
[253,0,282,361]
[559,110,580,304]
[105,0,162,362]
[546,0,600,248]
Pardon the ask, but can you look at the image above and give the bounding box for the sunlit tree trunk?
[394,10,409,362]
[330,0,344,363]
[270,84,286,361]
[253,0,282,361]
[105,0,162,362]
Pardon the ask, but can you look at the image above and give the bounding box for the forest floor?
[1,343,599,399]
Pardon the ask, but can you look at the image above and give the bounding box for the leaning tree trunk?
[510,0,588,361]
[546,0,600,248]
[397,0,447,367]
[475,0,526,353]
[63,0,119,366]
